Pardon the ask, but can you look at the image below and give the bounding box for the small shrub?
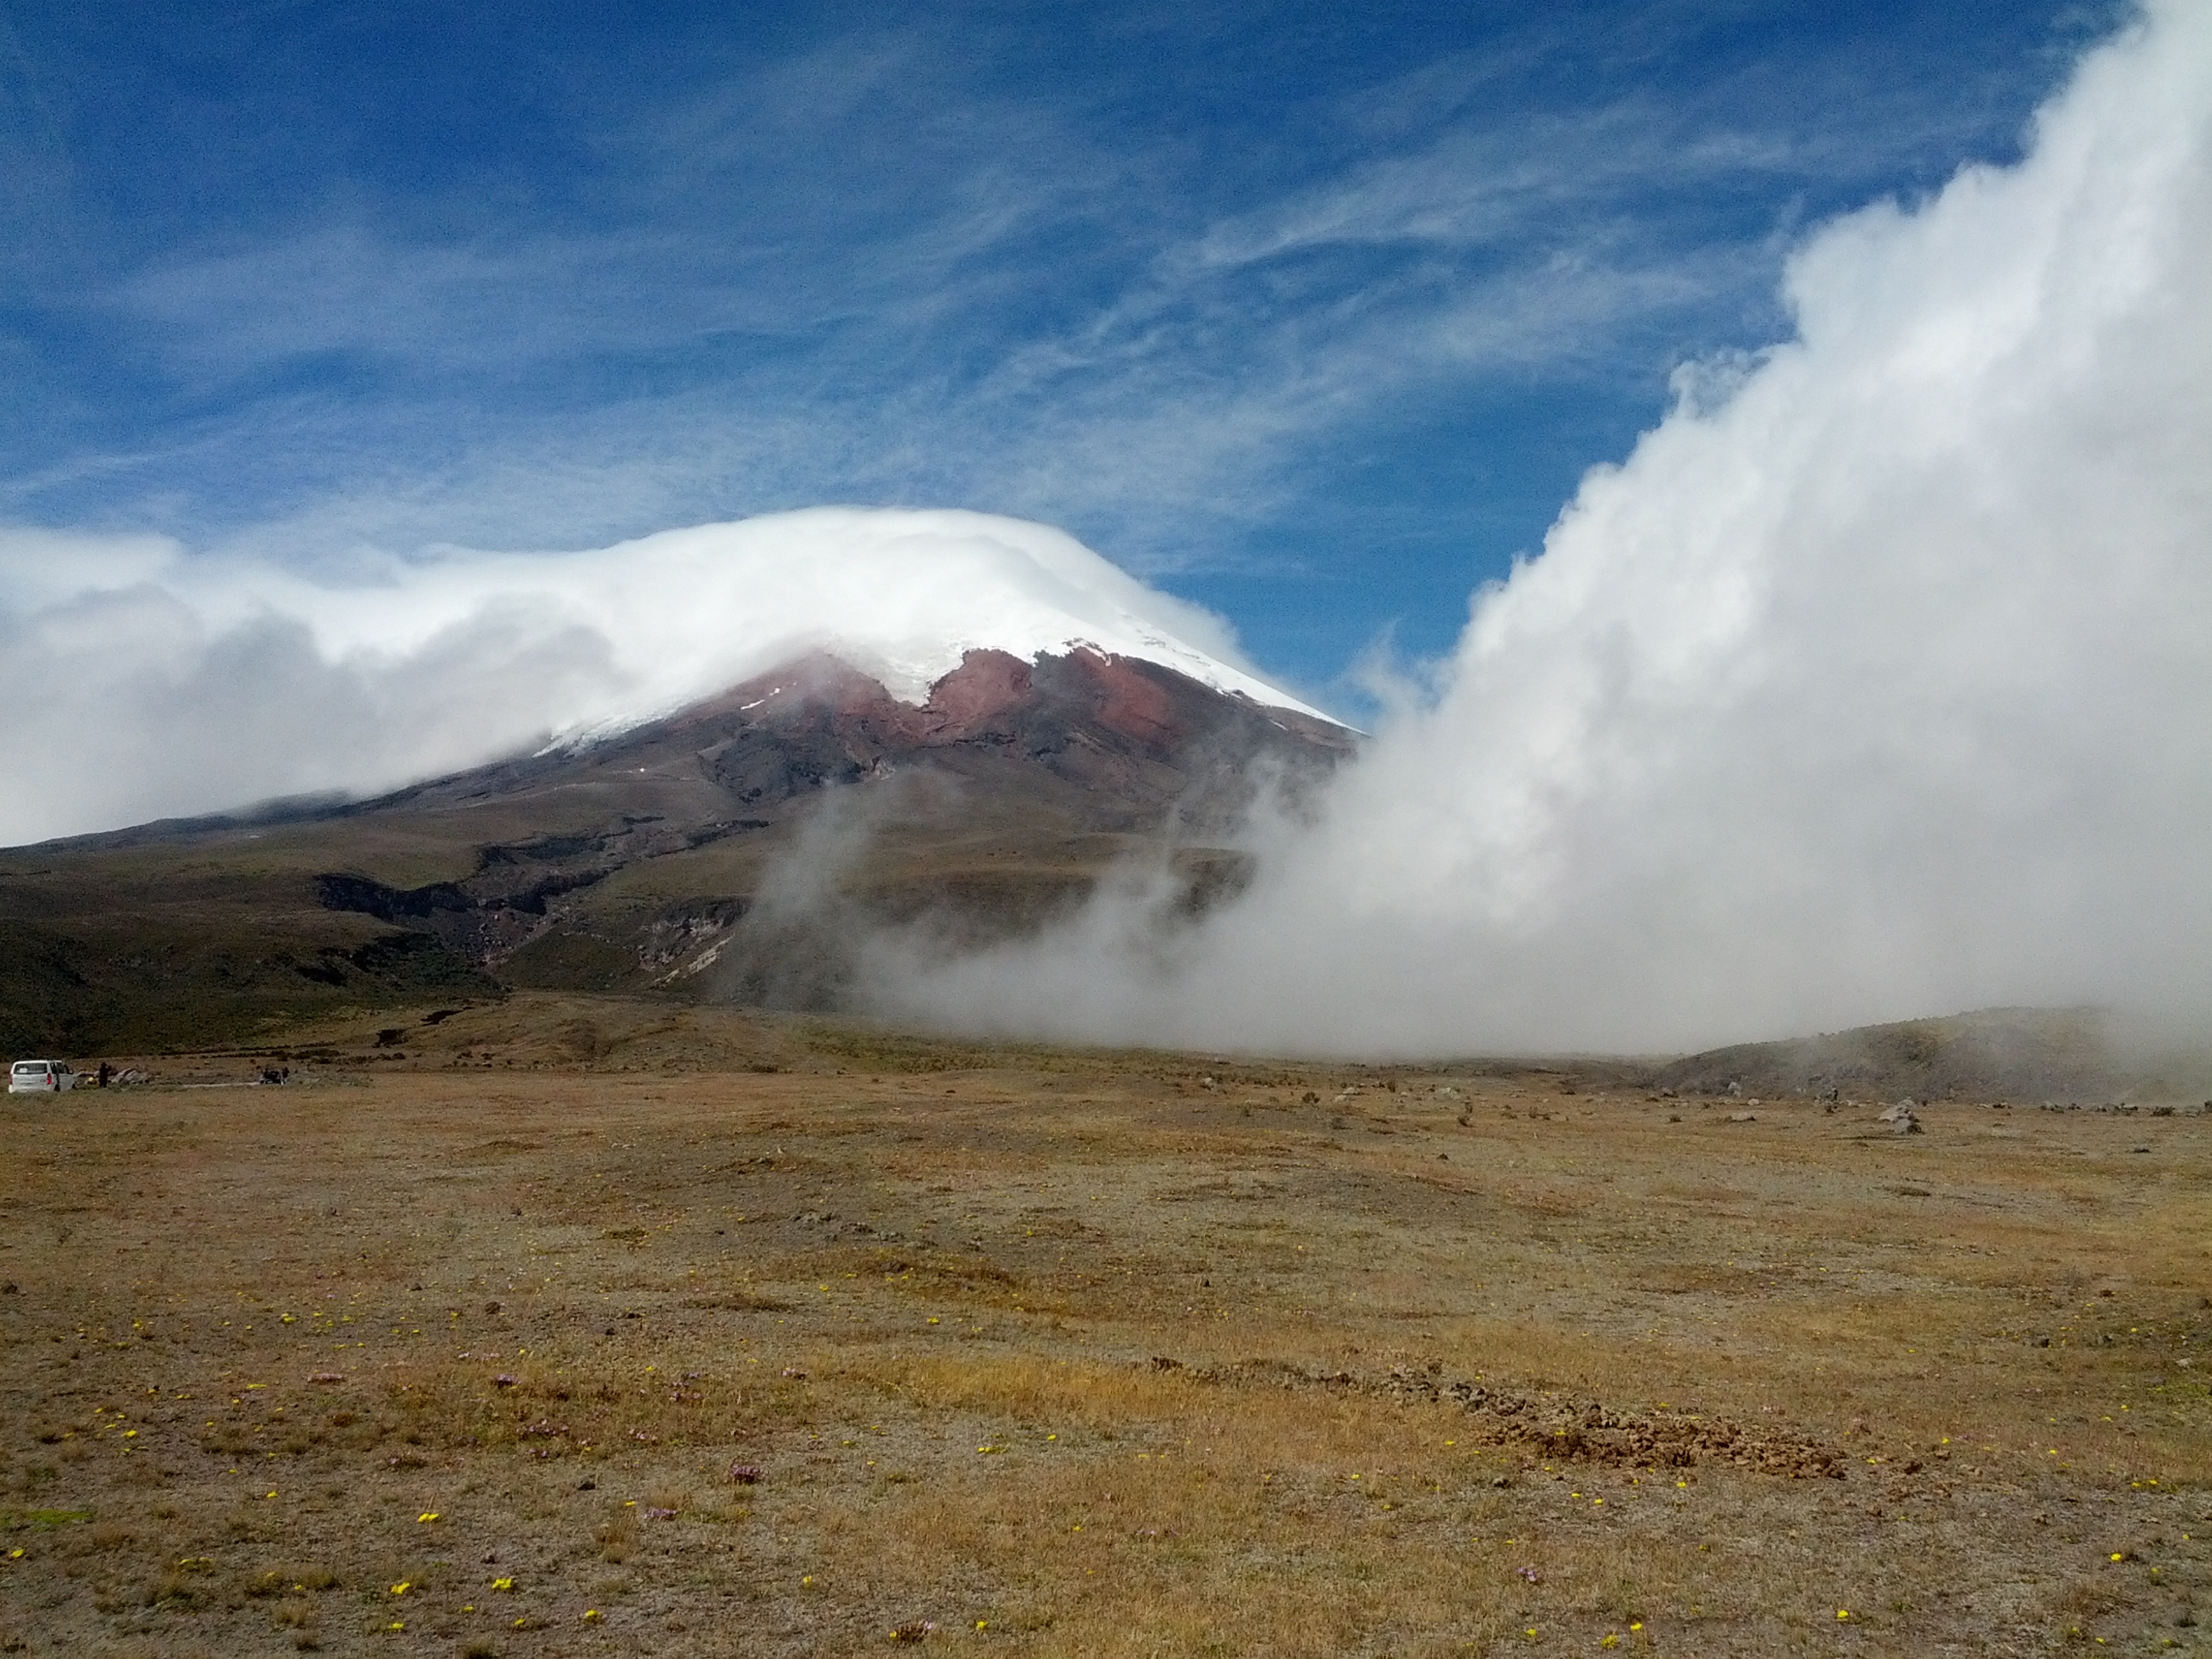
[597,1511,638,1563]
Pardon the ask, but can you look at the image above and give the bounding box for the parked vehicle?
[8,1059,76,1094]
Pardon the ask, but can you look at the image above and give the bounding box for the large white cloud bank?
[873,0,2212,1054]
[0,509,1313,847]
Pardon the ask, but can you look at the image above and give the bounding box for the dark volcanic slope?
[0,649,1352,1051]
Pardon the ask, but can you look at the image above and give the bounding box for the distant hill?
[0,648,1352,1055]
[1648,1005,2189,1103]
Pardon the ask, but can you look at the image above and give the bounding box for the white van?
[8,1060,75,1094]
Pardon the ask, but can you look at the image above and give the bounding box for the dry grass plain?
[3,994,2209,1657]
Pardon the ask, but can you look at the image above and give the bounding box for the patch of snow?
[450,508,1339,742]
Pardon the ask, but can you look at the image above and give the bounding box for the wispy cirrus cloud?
[113,226,703,376]
[0,2,2099,684]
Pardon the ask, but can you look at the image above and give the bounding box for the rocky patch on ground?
[1167,1357,1848,1478]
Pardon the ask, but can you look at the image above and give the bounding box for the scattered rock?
[1184,1359,1846,1478]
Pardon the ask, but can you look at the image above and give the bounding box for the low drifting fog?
[7,1,2211,1056]
[870,0,2212,1054]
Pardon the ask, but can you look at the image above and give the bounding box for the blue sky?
[0,0,2122,704]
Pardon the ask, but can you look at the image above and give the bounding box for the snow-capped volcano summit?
[1,507,1333,846]
[515,509,1336,742]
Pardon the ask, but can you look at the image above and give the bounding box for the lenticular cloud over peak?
[0,508,1315,847]
[877,0,2212,1055]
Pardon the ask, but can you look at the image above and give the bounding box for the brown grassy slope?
[2,1015,2208,1657]
[0,821,514,1056]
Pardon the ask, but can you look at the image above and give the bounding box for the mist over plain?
[868,0,2212,1055]
[4,1,2209,1058]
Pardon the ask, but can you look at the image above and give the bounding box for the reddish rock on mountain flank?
[918,649,1033,739]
